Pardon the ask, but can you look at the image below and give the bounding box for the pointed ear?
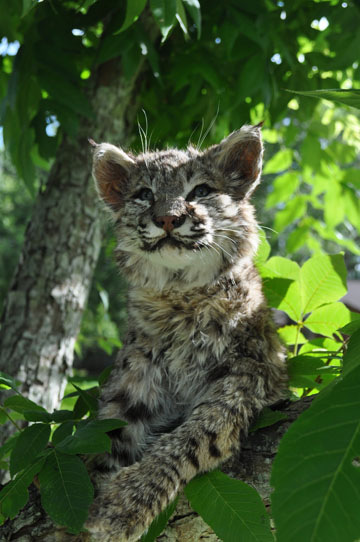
[92,143,135,209]
[210,124,263,196]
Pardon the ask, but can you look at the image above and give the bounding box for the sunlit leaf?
[274,196,307,233]
[260,256,300,280]
[262,277,302,322]
[263,149,293,175]
[286,88,360,110]
[150,0,177,41]
[0,372,19,391]
[299,254,347,315]
[278,325,306,346]
[304,302,355,337]
[182,0,201,38]
[114,0,147,34]
[266,171,300,209]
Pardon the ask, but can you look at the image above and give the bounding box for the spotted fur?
[86,125,287,541]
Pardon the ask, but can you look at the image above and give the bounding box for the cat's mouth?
[141,234,202,252]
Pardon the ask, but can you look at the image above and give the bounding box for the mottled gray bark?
[0,398,313,541]
[0,19,157,416]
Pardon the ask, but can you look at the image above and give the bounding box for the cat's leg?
[89,346,165,473]
[86,357,286,542]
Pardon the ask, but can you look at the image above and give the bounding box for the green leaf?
[0,371,20,391]
[175,0,189,38]
[38,70,94,120]
[71,384,98,414]
[10,423,50,477]
[250,407,287,432]
[51,421,74,447]
[285,88,360,110]
[260,256,300,280]
[340,319,360,336]
[21,0,37,17]
[255,229,271,265]
[273,195,307,233]
[287,356,340,390]
[299,254,347,315]
[56,418,126,455]
[98,365,114,386]
[114,0,147,34]
[288,355,326,376]
[51,409,75,423]
[185,470,274,542]
[343,186,360,230]
[342,329,360,377]
[271,363,360,542]
[324,183,345,228]
[263,149,293,175]
[150,0,177,42]
[304,302,354,337]
[182,0,201,38]
[4,395,47,414]
[0,458,45,520]
[266,172,300,209]
[23,410,53,422]
[39,449,94,533]
[277,325,306,346]
[141,497,179,541]
[0,434,19,460]
[262,277,302,322]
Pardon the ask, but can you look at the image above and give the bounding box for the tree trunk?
[0,397,313,541]
[0,32,155,416]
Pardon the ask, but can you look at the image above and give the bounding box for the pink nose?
[153,215,186,232]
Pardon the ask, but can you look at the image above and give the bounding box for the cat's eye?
[187,184,213,201]
[135,188,154,202]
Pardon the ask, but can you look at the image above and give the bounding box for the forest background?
[0,0,360,541]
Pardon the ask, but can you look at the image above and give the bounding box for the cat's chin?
[141,236,201,253]
[142,243,221,275]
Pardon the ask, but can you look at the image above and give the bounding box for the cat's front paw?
[85,462,168,542]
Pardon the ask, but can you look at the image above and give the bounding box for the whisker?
[148,129,154,152]
[188,123,201,148]
[258,224,278,234]
[211,240,234,260]
[198,104,220,149]
[219,227,247,234]
[137,118,145,154]
[196,118,205,150]
[198,240,221,258]
[141,109,149,153]
[213,233,238,246]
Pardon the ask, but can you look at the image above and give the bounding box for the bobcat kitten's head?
[92,124,263,289]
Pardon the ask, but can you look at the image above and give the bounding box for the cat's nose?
[153,215,186,232]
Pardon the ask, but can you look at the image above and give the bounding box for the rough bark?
[0,20,157,416]
[0,397,313,541]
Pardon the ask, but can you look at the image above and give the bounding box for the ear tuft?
[214,124,263,196]
[92,143,134,209]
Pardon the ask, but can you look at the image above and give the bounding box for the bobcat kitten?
[86,124,287,541]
